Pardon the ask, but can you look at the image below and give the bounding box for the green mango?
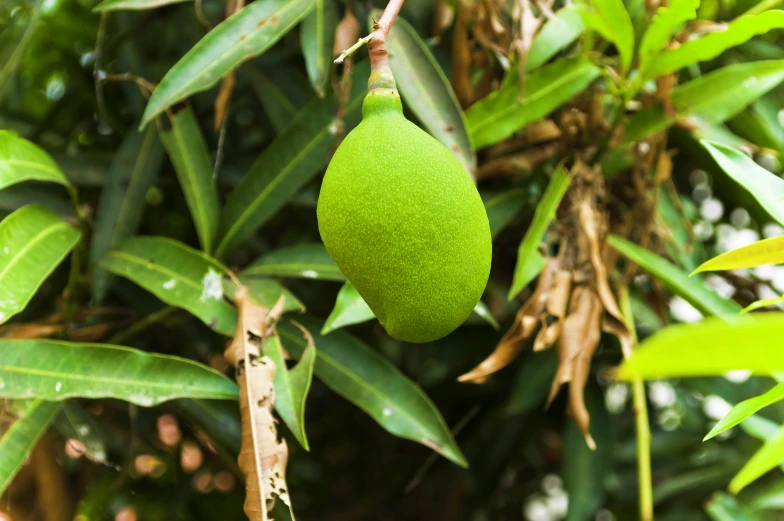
[317,89,492,343]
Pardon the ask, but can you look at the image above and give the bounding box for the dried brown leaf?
[452,0,474,107]
[333,8,360,58]
[214,70,236,130]
[533,270,571,352]
[227,287,293,521]
[432,0,456,40]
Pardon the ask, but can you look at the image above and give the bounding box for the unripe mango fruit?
[317,90,492,343]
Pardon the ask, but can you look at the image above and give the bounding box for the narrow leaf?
[100,236,237,336]
[648,11,784,78]
[264,330,315,450]
[225,277,305,312]
[243,243,345,281]
[508,167,570,299]
[0,130,70,191]
[580,0,634,74]
[730,424,784,493]
[141,0,316,126]
[608,234,743,317]
[322,281,374,335]
[215,61,369,257]
[472,300,500,330]
[527,6,585,71]
[483,189,527,239]
[246,66,312,134]
[90,126,164,303]
[0,205,81,324]
[695,235,784,274]
[0,339,238,405]
[300,0,338,98]
[93,0,192,11]
[387,16,476,177]
[702,140,784,227]
[279,316,467,467]
[638,0,699,75]
[706,493,760,521]
[0,399,60,498]
[160,106,220,254]
[615,313,784,381]
[704,383,784,441]
[467,56,600,149]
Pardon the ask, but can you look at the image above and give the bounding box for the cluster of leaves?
[4,0,784,519]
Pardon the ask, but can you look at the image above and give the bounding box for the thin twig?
[334,35,373,64]
[333,0,406,71]
[93,12,110,126]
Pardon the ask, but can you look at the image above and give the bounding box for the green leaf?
[243,243,345,281]
[100,236,237,336]
[579,0,634,74]
[0,130,70,191]
[279,317,467,466]
[638,0,699,75]
[701,140,784,227]
[160,106,219,254]
[704,383,784,441]
[472,300,500,330]
[608,234,743,317]
[706,493,760,521]
[648,11,784,78]
[743,295,784,313]
[504,349,558,416]
[264,332,315,450]
[387,16,476,177]
[55,403,108,464]
[467,56,600,149]
[0,205,81,324]
[508,167,570,300]
[614,313,784,381]
[246,66,312,134]
[695,235,784,274]
[483,188,527,239]
[90,126,164,303]
[0,399,60,498]
[745,480,784,510]
[672,60,784,124]
[140,0,316,126]
[300,0,338,98]
[527,6,585,71]
[728,97,784,152]
[92,0,192,11]
[0,339,238,405]
[225,276,304,313]
[215,61,369,257]
[322,281,374,335]
[730,424,784,493]
[0,0,43,101]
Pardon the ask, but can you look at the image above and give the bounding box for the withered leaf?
[226,287,293,521]
[533,269,571,352]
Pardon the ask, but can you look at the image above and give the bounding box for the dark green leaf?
[160,106,219,254]
[472,300,500,330]
[215,61,369,257]
[648,11,784,78]
[704,383,784,440]
[140,0,316,126]
[0,0,43,100]
[55,403,108,464]
[0,130,70,191]
[0,205,81,324]
[90,126,164,303]
[527,6,584,71]
[483,188,526,239]
[93,0,192,11]
[322,281,374,334]
[264,332,315,450]
[300,0,338,98]
[278,316,467,467]
[508,166,570,299]
[243,243,344,281]
[504,349,558,415]
[387,16,476,176]
[608,234,743,317]
[467,57,600,149]
[706,493,760,521]
[246,66,312,133]
[0,339,238,405]
[100,236,237,336]
[0,399,60,497]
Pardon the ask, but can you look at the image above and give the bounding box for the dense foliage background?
[4,0,784,520]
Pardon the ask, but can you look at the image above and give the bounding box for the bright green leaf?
[483,188,527,239]
[278,316,467,467]
[704,383,784,440]
[730,424,784,493]
[322,281,374,335]
[243,243,345,281]
[100,236,237,336]
[638,0,699,75]
[160,106,219,254]
[702,140,784,227]
[215,61,369,258]
[0,339,238,405]
[0,399,59,498]
[706,493,760,521]
[0,205,81,324]
[93,0,192,11]
[648,11,784,78]
[0,130,70,191]
[743,295,784,313]
[579,0,634,74]
[387,15,476,176]
[300,0,338,98]
[90,126,164,303]
[140,0,316,126]
[694,235,784,274]
[508,167,570,299]
[467,57,601,149]
[472,300,500,330]
[264,332,315,450]
[527,6,585,71]
[608,234,743,317]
